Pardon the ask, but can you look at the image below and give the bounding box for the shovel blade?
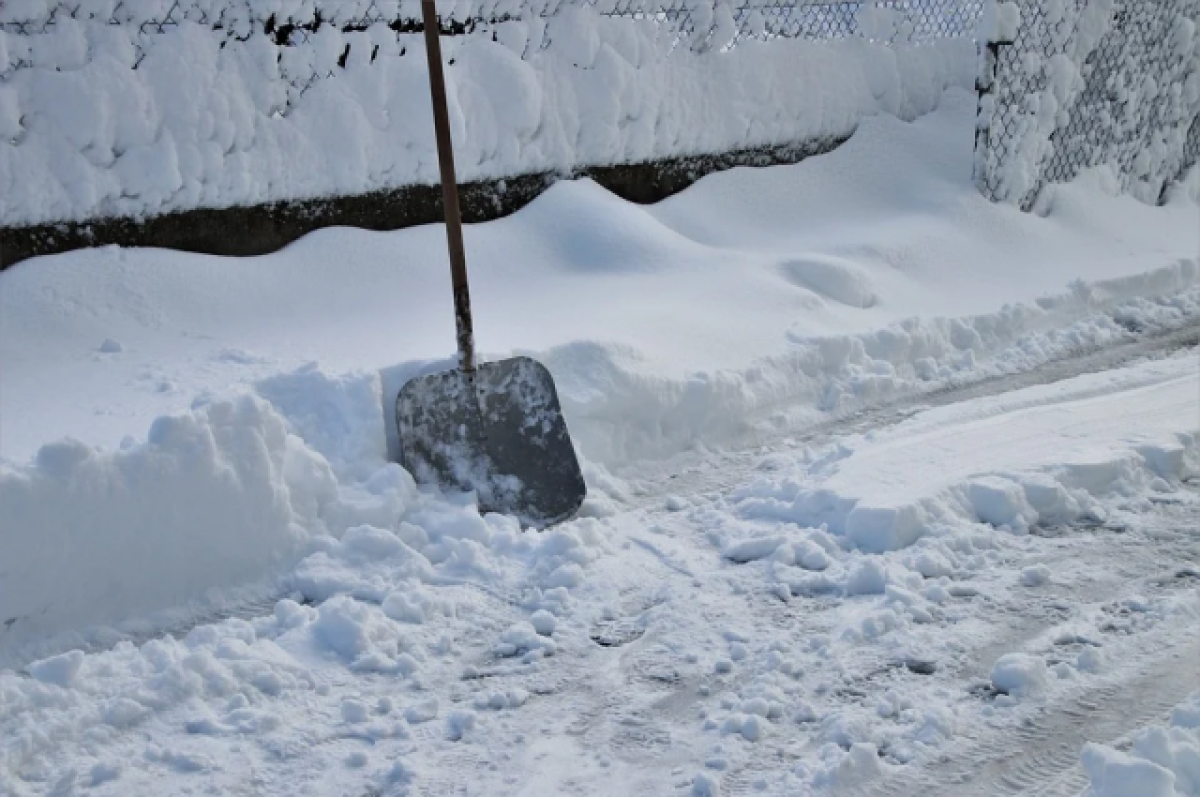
[395,356,586,527]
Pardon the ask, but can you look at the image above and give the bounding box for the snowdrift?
[1,89,1198,660]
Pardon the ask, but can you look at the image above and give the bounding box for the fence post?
[973,37,1012,200]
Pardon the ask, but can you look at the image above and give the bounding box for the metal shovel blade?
[395,356,586,528]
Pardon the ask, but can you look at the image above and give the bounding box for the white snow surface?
[733,357,1200,552]
[0,5,974,225]
[2,90,1198,465]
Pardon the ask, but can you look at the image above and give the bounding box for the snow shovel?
[395,0,586,528]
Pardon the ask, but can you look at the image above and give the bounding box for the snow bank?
[727,352,1199,556]
[0,478,612,788]
[1,87,1196,663]
[5,90,1196,466]
[0,395,339,649]
[549,266,1200,465]
[0,363,614,664]
[1082,691,1200,796]
[0,5,975,226]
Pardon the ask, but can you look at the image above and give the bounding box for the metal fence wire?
[0,0,983,106]
[6,0,1196,207]
[975,0,1200,208]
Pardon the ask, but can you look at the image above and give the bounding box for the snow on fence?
[7,0,1196,265]
[974,0,1200,208]
[0,0,979,235]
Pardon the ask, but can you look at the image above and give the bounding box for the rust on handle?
[421,0,476,374]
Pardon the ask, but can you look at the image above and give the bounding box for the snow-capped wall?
[0,0,979,227]
[975,0,1200,207]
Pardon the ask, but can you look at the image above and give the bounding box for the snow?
[990,652,1049,697]
[731,356,1198,553]
[0,8,975,226]
[2,91,1197,470]
[979,0,1021,43]
[1,72,1199,795]
[4,348,1191,793]
[25,648,83,687]
[1018,563,1052,586]
[978,0,1200,205]
[1082,692,1200,796]
[0,395,338,650]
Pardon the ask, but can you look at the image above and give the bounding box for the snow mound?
[778,256,879,309]
[547,266,1200,465]
[1082,691,1200,796]
[731,355,1199,553]
[990,653,1048,697]
[0,395,338,649]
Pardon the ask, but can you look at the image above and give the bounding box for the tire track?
[861,499,1200,797]
[863,633,1200,797]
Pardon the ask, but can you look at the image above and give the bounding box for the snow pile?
[0,395,340,650]
[4,90,1196,467]
[1,345,1198,794]
[1082,691,1200,796]
[727,354,1199,555]
[550,269,1200,464]
[0,4,975,225]
[0,360,613,664]
[0,497,613,793]
[1,87,1197,669]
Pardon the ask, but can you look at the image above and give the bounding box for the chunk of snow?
[692,771,722,796]
[1081,743,1177,797]
[846,558,889,595]
[990,653,1048,697]
[341,698,370,724]
[1019,564,1051,586]
[27,649,84,687]
[445,710,476,741]
[405,699,439,724]
[529,610,558,636]
[723,536,785,563]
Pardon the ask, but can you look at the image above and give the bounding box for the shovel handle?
[422,0,475,374]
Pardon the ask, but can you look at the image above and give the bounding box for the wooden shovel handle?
[422,0,476,374]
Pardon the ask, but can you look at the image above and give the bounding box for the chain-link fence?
[1,0,983,107]
[975,0,1200,208]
